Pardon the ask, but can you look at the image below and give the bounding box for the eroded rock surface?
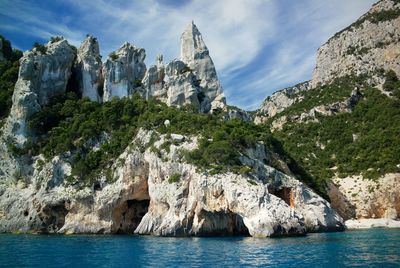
[3,39,75,145]
[0,129,343,236]
[103,42,146,101]
[327,173,400,221]
[181,21,226,112]
[76,35,103,102]
[311,0,400,87]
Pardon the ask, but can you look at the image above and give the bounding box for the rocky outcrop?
[76,35,103,102]
[164,59,200,108]
[0,129,343,236]
[269,88,362,131]
[102,42,146,101]
[3,39,75,145]
[142,55,166,101]
[327,173,400,221]
[181,21,226,112]
[254,82,310,124]
[311,0,400,88]
[345,218,400,229]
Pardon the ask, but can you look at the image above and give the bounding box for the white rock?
[310,0,400,87]
[102,42,146,101]
[181,21,226,112]
[76,35,103,102]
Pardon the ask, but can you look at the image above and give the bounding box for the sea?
[0,229,399,267]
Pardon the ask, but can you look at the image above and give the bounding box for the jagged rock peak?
[180,21,226,112]
[310,0,400,87]
[76,35,103,102]
[102,42,146,101]
[181,20,209,62]
[4,38,75,146]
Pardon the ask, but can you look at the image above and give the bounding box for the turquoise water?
[0,229,399,267]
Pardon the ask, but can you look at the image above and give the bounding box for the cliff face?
[0,129,343,236]
[181,21,226,112]
[3,39,75,146]
[311,0,400,88]
[76,36,103,102]
[103,42,147,102]
[255,0,400,226]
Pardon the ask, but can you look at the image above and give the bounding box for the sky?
[0,0,377,110]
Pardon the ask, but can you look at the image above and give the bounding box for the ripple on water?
[0,229,399,267]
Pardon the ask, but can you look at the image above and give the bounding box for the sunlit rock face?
[142,55,166,101]
[4,39,75,146]
[311,0,400,88]
[181,21,226,112]
[76,35,103,102]
[102,42,146,102]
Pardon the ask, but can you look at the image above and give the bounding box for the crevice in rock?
[112,199,150,234]
[270,187,295,208]
[195,210,250,236]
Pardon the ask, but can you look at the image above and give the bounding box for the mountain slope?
[256,0,400,222]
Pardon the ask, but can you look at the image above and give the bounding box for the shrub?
[168,173,181,183]
[109,52,118,60]
[33,42,47,54]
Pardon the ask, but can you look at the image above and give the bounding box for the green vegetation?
[50,36,63,43]
[383,70,400,98]
[168,173,181,183]
[269,75,365,121]
[0,35,22,123]
[333,6,400,39]
[27,91,279,185]
[109,52,118,60]
[33,42,47,54]
[272,74,400,194]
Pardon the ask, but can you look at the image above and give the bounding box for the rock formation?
[3,39,75,146]
[181,21,226,112]
[102,42,146,101]
[254,82,310,124]
[142,54,166,101]
[76,35,103,102]
[327,174,400,221]
[0,129,343,236]
[164,59,200,108]
[310,0,400,87]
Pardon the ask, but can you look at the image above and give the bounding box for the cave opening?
[196,210,250,237]
[112,199,150,234]
[270,187,295,208]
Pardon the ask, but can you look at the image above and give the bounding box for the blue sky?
[0,0,377,110]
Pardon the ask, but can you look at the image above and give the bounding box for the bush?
[168,173,181,184]
[33,42,47,54]
[109,52,118,60]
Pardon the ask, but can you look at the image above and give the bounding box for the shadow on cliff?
[267,137,330,201]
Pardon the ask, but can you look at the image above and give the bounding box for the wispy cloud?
[0,0,377,110]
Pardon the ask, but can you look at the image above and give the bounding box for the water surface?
[0,229,399,267]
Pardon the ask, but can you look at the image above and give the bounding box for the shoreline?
[345,218,400,229]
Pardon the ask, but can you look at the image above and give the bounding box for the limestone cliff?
[181,21,226,112]
[76,35,103,102]
[255,0,400,227]
[3,39,75,146]
[0,129,343,236]
[311,0,400,87]
[103,42,146,101]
